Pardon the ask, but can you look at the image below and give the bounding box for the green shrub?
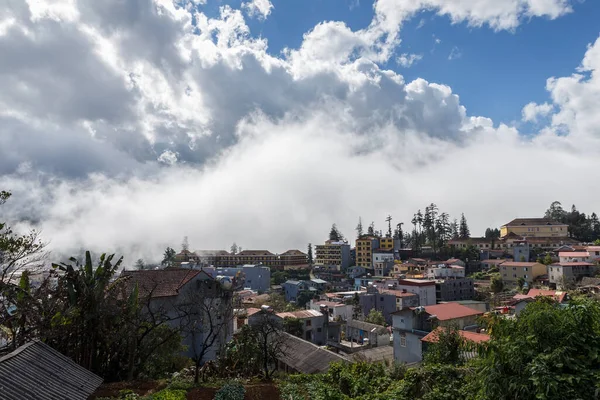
[214,383,245,400]
[150,389,187,400]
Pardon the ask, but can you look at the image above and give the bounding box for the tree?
[283,317,303,338]
[450,219,459,240]
[135,259,145,270]
[350,293,362,320]
[356,217,364,238]
[329,224,344,242]
[490,275,503,293]
[230,242,238,254]
[296,291,313,308]
[367,222,375,236]
[161,247,176,266]
[307,243,313,265]
[543,253,553,265]
[476,298,600,400]
[517,277,525,291]
[364,309,385,326]
[249,311,287,380]
[544,201,566,222]
[385,215,393,238]
[459,213,470,239]
[181,236,189,252]
[423,326,468,366]
[0,191,47,285]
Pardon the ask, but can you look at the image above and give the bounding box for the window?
[317,328,322,332]
[306,320,312,327]
[400,334,407,347]
[524,275,528,279]
[513,274,517,278]
[524,267,528,272]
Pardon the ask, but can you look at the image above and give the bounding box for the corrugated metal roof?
[0,341,103,400]
[278,333,348,373]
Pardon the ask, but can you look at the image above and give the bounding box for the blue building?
[210,264,271,293]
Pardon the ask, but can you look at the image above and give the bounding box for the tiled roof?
[559,252,590,257]
[587,246,600,252]
[246,308,261,317]
[421,327,490,344]
[503,218,565,226]
[501,262,542,268]
[237,250,275,256]
[276,310,323,319]
[527,289,567,303]
[482,259,507,265]
[278,333,348,373]
[352,346,394,363]
[280,249,308,256]
[0,341,103,400]
[121,268,208,298]
[420,303,483,321]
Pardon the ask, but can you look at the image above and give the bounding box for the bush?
[150,389,187,400]
[214,383,245,400]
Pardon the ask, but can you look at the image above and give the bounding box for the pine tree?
[230,242,238,254]
[356,217,364,238]
[451,219,459,239]
[367,222,375,236]
[385,215,392,238]
[329,224,344,242]
[135,259,145,270]
[182,236,189,252]
[307,243,313,264]
[459,213,470,239]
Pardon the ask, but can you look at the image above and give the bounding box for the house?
[421,327,490,360]
[480,259,506,270]
[216,250,280,268]
[276,310,326,345]
[282,280,310,302]
[526,288,568,303]
[373,249,394,276]
[586,246,600,262]
[207,264,271,293]
[549,262,597,289]
[276,332,348,374]
[435,278,475,302]
[396,279,437,306]
[308,278,329,292]
[348,265,368,279]
[359,286,419,324]
[121,268,233,361]
[500,262,546,287]
[345,319,390,347]
[500,218,568,238]
[0,341,103,400]
[427,264,466,279]
[308,300,353,321]
[558,252,591,263]
[315,240,351,271]
[391,303,484,364]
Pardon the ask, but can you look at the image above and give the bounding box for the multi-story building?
[500,218,568,238]
[279,249,309,266]
[500,261,547,287]
[379,237,394,251]
[216,250,279,268]
[356,236,380,269]
[359,286,419,324]
[587,246,600,262]
[426,264,465,279]
[315,240,351,271]
[210,264,271,293]
[558,251,591,264]
[392,303,484,364]
[435,278,474,302]
[549,262,597,289]
[276,309,326,344]
[396,279,436,306]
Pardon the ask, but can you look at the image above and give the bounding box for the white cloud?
[0,0,597,266]
[448,46,462,60]
[522,102,553,122]
[242,0,273,21]
[397,53,423,68]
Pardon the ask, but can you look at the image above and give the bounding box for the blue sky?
[201,0,600,126]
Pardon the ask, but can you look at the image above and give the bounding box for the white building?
[558,252,591,264]
[308,299,353,321]
[396,279,436,306]
[426,264,466,279]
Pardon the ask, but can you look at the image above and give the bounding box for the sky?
[1,0,600,264]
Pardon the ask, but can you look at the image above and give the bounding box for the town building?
[209,264,271,293]
[500,261,547,287]
[587,246,600,262]
[315,240,351,271]
[356,236,380,269]
[345,320,390,347]
[500,218,568,238]
[379,237,394,251]
[435,278,475,302]
[396,279,437,306]
[558,251,591,264]
[391,303,484,364]
[426,264,466,279]
[549,262,597,289]
[281,280,311,303]
[216,250,280,268]
[276,309,326,345]
[308,299,353,321]
[279,249,309,266]
[359,286,419,324]
[121,268,234,361]
[480,259,507,270]
[373,249,394,276]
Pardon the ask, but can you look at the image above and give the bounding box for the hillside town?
[3,194,600,399]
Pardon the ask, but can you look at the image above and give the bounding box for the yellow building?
[500,261,547,287]
[315,240,351,270]
[356,236,380,268]
[500,218,568,238]
[379,237,394,250]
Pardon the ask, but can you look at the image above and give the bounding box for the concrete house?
[435,278,475,302]
[549,262,597,289]
[391,303,484,364]
[396,279,437,306]
[208,264,271,293]
[121,268,234,361]
[345,319,390,347]
[500,262,546,287]
[558,252,591,264]
[282,280,310,302]
[276,309,326,345]
[309,300,353,321]
[359,286,419,324]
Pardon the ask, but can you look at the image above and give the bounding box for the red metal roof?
[420,303,483,321]
[527,289,567,303]
[421,327,490,343]
[559,252,590,257]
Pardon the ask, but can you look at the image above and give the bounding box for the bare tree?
[176,279,235,383]
[248,310,287,380]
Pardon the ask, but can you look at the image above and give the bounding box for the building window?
[513,274,517,278]
[306,320,312,327]
[317,328,322,332]
[400,334,406,347]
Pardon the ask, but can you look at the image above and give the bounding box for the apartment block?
[356,236,380,269]
[315,240,351,271]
